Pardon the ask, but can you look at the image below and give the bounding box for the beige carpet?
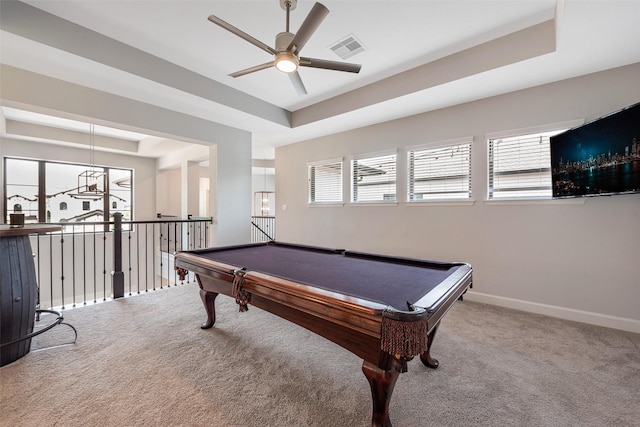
[1,282,639,427]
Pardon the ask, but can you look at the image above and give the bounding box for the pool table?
[175,241,472,427]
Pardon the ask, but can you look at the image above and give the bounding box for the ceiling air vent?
[329,34,365,60]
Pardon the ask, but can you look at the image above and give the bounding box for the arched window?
[60,202,68,210]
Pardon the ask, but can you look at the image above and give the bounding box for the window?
[488,129,566,200]
[351,153,397,203]
[3,157,133,224]
[5,158,38,221]
[308,160,342,204]
[408,139,472,201]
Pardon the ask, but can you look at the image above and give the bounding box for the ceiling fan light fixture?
[275,51,298,73]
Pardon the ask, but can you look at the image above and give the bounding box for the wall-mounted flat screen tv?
[551,102,640,198]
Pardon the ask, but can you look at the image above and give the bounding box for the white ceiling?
[1,0,640,162]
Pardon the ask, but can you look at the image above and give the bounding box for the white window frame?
[307,158,343,205]
[486,120,584,201]
[350,150,397,204]
[407,137,473,202]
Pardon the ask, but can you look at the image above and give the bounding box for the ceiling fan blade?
[287,2,329,54]
[208,15,276,56]
[299,57,361,73]
[229,61,274,78]
[288,71,308,95]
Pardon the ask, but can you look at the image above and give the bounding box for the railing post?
[112,213,125,299]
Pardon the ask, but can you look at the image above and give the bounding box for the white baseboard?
[464,291,640,334]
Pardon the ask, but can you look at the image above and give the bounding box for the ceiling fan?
[207,0,362,95]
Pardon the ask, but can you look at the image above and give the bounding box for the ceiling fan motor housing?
[275,32,298,72]
[276,31,295,52]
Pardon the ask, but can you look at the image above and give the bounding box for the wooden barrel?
[0,234,37,366]
[0,224,60,367]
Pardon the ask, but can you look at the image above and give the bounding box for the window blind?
[351,153,397,202]
[488,130,564,199]
[407,141,472,201]
[308,161,342,203]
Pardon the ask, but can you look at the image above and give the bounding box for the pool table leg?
[419,323,440,369]
[199,289,218,329]
[362,354,404,427]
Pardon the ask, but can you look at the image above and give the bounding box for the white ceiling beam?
[4,120,139,153]
[0,0,291,128]
[0,64,250,148]
[292,19,556,127]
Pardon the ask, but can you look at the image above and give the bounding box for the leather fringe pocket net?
[380,314,428,358]
[232,272,251,312]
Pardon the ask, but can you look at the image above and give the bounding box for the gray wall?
[275,63,640,333]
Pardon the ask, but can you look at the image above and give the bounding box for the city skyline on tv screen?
[551,102,640,197]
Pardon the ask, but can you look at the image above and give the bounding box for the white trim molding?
[464,291,640,334]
